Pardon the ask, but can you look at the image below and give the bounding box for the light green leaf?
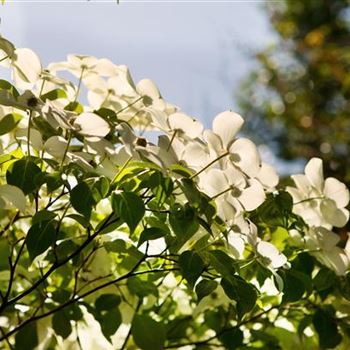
[0,184,26,211]
[0,113,22,136]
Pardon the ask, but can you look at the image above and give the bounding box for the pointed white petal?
[74,112,110,138]
[13,48,42,86]
[256,162,279,188]
[212,111,244,148]
[229,138,260,178]
[291,174,311,195]
[320,199,349,228]
[168,113,203,139]
[305,157,324,191]
[324,177,350,208]
[44,136,68,158]
[201,169,228,197]
[238,179,265,211]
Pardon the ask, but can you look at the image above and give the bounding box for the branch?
[0,263,177,342]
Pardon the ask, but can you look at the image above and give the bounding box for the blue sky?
[1,1,300,173]
[0,1,273,126]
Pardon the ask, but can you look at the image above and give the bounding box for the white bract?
[287,157,349,228]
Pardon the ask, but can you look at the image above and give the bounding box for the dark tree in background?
[238,0,350,183]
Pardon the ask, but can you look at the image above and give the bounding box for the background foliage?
[238,0,350,184]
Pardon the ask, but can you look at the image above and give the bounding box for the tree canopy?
[238,0,350,183]
[1,34,350,349]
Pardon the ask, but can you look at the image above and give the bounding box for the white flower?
[287,157,350,228]
[305,227,349,275]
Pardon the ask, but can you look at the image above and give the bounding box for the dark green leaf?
[6,159,42,194]
[95,294,121,311]
[0,113,22,135]
[208,250,236,279]
[32,210,57,225]
[52,310,72,339]
[0,238,10,270]
[166,316,192,340]
[26,220,56,261]
[169,204,199,241]
[138,227,166,247]
[219,328,243,350]
[221,277,257,318]
[15,322,38,350]
[313,268,337,292]
[195,279,218,301]
[127,277,158,297]
[131,315,166,350]
[70,182,95,219]
[0,79,19,97]
[178,250,204,288]
[66,214,90,228]
[111,192,145,232]
[282,270,309,303]
[313,308,342,349]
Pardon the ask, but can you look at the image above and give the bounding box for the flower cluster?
[287,158,350,274]
[1,35,350,349]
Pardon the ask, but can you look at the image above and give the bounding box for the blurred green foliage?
[238,0,350,182]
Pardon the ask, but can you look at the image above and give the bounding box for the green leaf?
[221,277,258,318]
[313,268,337,292]
[95,294,121,311]
[15,322,38,350]
[166,316,192,340]
[111,192,145,232]
[195,279,218,301]
[98,309,122,341]
[94,294,122,341]
[32,210,57,225]
[138,227,166,247]
[0,113,22,135]
[0,38,15,58]
[41,89,67,101]
[70,182,95,219]
[64,101,83,113]
[178,251,204,288]
[26,220,56,261]
[66,214,90,228]
[313,308,342,349]
[92,176,110,202]
[131,315,166,350]
[6,159,42,194]
[282,269,309,303]
[208,250,236,279]
[52,310,72,339]
[169,204,199,241]
[127,276,158,297]
[219,328,243,350]
[0,238,10,270]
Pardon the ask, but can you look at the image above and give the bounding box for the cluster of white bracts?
[0,37,349,276]
[287,158,350,275]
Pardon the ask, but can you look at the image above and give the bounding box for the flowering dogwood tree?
[0,36,350,349]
